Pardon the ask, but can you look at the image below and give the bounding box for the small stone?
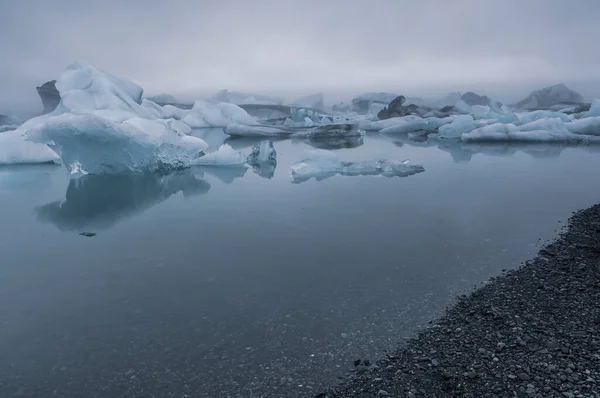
[497,342,506,350]
[518,373,530,381]
[377,390,390,397]
[340,333,348,338]
[431,359,439,367]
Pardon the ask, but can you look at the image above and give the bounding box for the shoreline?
[319,204,600,398]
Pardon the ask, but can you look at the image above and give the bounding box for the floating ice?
[224,123,294,138]
[0,130,60,165]
[462,118,600,143]
[516,110,572,125]
[192,140,277,169]
[471,105,490,119]
[566,116,600,136]
[584,99,600,118]
[246,140,277,165]
[379,116,454,135]
[438,115,477,138]
[290,149,425,183]
[182,101,258,128]
[15,61,209,173]
[141,99,188,120]
[26,114,208,174]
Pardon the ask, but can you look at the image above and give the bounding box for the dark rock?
[36,80,61,114]
[79,232,97,237]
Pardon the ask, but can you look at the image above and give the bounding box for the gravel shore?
[319,204,600,398]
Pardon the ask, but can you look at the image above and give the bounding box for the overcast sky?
[1,0,599,111]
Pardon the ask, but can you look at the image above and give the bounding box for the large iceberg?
[462,118,600,143]
[16,61,208,173]
[291,149,425,183]
[181,101,258,128]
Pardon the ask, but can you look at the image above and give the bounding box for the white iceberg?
[471,105,491,119]
[290,149,425,183]
[192,144,247,166]
[0,130,60,165]
[379,116,454,135]
[515,110,572,125]
[16,61,208,173]
[192,140,277,169]
[181,101,258,128]
[461,118,600,143]
[141,99,188,120]
[584,99,600,118]
[438,115,477,138]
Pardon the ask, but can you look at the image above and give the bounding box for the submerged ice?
[290,149,425,183]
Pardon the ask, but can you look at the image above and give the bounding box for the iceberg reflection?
[35,171,210,231]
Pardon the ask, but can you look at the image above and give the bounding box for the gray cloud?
[1,0,599,111]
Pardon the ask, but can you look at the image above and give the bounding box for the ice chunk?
[246,140,277,178]
[25,114,207,174]
[192,144,246,166]
[471,105,490,119]
[513,84,584,110]
[225,123,293,138]
[368,102,387,116]
[181,101,258,128]
[246,140,277,164]
[0,130,60,165]
[379,116,454,135]
[438,115,477,138]
[516,110,572,125]
[584,99,600,118]
[566,116,600,136]
[462,119,600,143]
[291,149,425,183]
[452,100,472,114]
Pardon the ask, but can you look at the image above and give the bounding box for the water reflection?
[380,133,600,162]
[301,135,364,150]
[194,165,248,184]
[35,171,210,231]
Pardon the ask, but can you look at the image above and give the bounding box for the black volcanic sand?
[319,204,600,398]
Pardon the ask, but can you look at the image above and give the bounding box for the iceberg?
[584,99,600,118]
[566,117,600,136]
[461,118,600,143]
[290,149,425,183]
[17,61,208,173]
[379,116,454,135]
[438,115,477,138]
[192,140,277,170]
[181,101,258,128]
[141,99,188,120]
[471,105,490,120]
[0,130,60,165]
[192,144,247,166]
[516,110,572,125]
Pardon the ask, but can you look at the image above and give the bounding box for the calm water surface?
[1,130,600,397]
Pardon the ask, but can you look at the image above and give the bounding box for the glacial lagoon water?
[1,130,600,397]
